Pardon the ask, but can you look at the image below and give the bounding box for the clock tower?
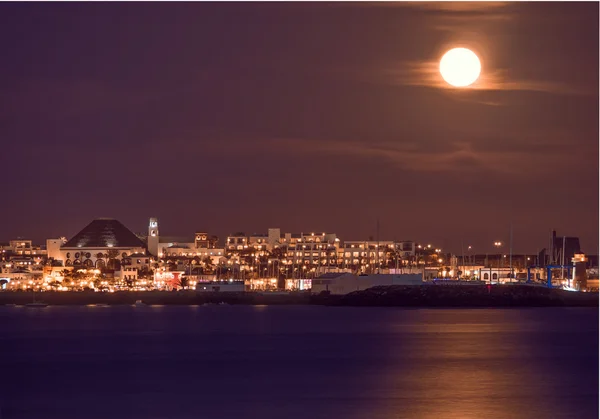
[195,232,208,249]
[148,217,159,256]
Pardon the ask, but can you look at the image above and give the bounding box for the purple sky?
[0,2,597,254]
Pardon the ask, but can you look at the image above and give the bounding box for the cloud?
[391,1,515,31]
[401,2,509,12]
[259,129,591,178]
[366,2,510,12]
[380,60,590,97]
[360,3,594,99]
[264,138,524,175]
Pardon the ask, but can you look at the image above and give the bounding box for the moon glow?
[439,48,481,87]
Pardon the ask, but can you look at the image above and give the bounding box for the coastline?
[0,285,597,308]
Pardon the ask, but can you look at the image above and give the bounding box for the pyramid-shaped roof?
[63,218,146,249]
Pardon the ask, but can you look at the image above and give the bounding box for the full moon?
[439,48,481,87]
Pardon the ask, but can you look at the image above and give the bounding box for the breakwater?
[327,284,599,307]
[0,285,597,307]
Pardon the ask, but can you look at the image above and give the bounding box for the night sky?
[0,2,598,254]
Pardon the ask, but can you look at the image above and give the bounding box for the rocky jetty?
[317,284,599,307]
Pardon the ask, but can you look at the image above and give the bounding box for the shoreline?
[1,285,597,308]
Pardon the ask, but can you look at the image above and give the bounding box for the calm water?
[0,305,597,419]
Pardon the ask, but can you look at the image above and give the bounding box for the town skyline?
[2,215,595,256]
[0,2,597,256]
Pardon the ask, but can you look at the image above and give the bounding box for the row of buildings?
[0,217,597,292]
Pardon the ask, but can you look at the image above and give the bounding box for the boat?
[94,304,110,307]
[25,291,48,307]
[134,300,146,306]
[25,302,48,308]
[4,303,17,307]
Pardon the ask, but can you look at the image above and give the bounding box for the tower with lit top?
[148,217,159,256]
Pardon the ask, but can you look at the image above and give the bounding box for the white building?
[46,238,66,261]
[281,232,340,269]
[123,252,152,270]
[225,229,283,253]
[341,241,395,271]
[150,218,224,263]
[225,233,249,252]
[396,241,417,258]
[52,218,147,269]
[162,244,226,265]
[312,273,423,295]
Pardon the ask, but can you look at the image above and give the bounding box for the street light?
[467,246,473,273]
[494,241,502,284]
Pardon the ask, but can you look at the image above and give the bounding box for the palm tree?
[271,247,284,260]
[385,246,399,271]
[215,262,228,279]
[357,253,367,274]
[105,249,120,271]
[202,256,214,274]
[48,280,61,290]
[240,247,254,266]
[258,252,270,275]
[175,275,189,290]
[138,266,153,279]
[106,249,119,259]
[61,269,73,286]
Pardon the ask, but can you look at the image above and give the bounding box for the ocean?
[1,305,597,419]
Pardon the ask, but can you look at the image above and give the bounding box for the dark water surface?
[0,306,597,419]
